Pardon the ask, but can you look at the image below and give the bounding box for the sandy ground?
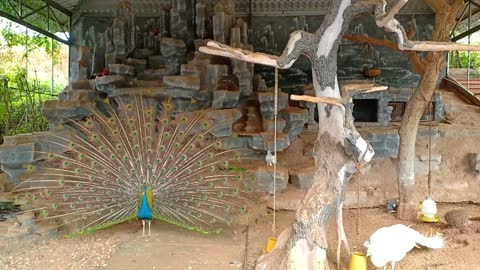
[1,203,480,270]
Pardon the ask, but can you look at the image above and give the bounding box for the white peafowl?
[364,224,444,270]
[12,95,258,236]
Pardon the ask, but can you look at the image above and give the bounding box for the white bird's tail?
[413,230,444,249]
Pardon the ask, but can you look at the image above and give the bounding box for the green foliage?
[0,67,57,136]
[0,20,62,64]
[449,51,480,71]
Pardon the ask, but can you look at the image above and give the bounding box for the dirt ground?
[1,203,480,270]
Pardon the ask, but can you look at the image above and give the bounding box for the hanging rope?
[272,67,279,236]
[427,91,435,197]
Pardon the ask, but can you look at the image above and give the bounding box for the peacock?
[12,95,257,236]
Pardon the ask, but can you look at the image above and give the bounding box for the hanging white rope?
[272,67,279,236]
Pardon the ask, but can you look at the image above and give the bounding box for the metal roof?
[47,0,435,18]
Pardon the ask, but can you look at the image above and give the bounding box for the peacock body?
[12,96,256,235]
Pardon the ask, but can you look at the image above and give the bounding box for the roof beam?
[41,0,72,16]
[0,10,70,44]
[452,23,480,41]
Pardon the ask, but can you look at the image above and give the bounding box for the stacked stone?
[0,131,70,185]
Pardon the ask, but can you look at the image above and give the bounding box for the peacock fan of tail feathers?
[12,95,259,235]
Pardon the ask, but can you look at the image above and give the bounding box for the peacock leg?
[142,220,145,237]
[148,220,151,236]
[336,202,350,269]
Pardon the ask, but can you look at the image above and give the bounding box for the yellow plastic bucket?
[347,252,367,270]
[264,237,277,253]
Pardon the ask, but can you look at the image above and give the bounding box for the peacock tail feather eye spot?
[33,196,38,201]
[75,168,82,174]
[236,175,242,180]
[168,155,174,161]
[90,187,96,192]
[47,153,55,160]
[197,135,204,141]
[222,177,228,183]
[201,194,207,200]
[232,188,239,194]
[78,196,84,201]
[189,144,195,150]
[91,161,98,167]
[202,121,210,128]
[91,134,98,141]
[109,118,116,124]
[162,119,169,125]
[215,142,222,148]
[126,104,133,111]
[113,130,119,136]
[241,206,248,214]
[103,180,108,186]
[134,145,140,151]
[103,169,108,174]
[209,204,215,209]
[224,205,231,212]
[209,218,216,224]
[128,119,134,125]
[124,156,129,161]
[146,164,152,169]
[42,210,49,216]
[164,132,170,138]
[181,117,187,123]
[226,218,233,225]
[87,204,93,209]
[132,131,138,137]
[174,143,180,148]
[100,146,106,151]
[146,136,152,142]
[59,179,65,185]
[161,168,166,173]
[96,197,102,202]
[70,143,77,148]
[247,187,253,193]
[116,144,122,150]
[189,197,194,201]
[209,166,215,172]
[63,194,70,200]
[181,155,187,161]
[208,182,214,188]
[159,146,165,152]
[46,190,52,195]
[70,203,77,209]
[183,202,188,207]
[131,169,135,174]
[63,161,69,167]
[217,192,223,198]
[197,176,203,181]
[136,160,141,164]
[195,202,201,207]
[172,166,178,172]
[197,161,203,166]
[222,161,229,167]
[146,123,152,129]
[77,183,83,188]
[106,191,112,195]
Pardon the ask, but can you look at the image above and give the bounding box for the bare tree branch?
[199,30,315,69]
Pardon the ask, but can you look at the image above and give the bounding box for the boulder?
[248,165,289,194]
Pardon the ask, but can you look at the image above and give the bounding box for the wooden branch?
[342,83,388,94]
[199,41,280,68]
[292,82,388,106]
[199,31,313,69]
[290,94,343,107]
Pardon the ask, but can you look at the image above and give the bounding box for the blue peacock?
[12,95,256,236]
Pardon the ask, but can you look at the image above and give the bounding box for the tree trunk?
[397,52,444,220]
[396,0,463,220]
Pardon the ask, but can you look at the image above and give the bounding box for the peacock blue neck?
[137,187,153,220]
